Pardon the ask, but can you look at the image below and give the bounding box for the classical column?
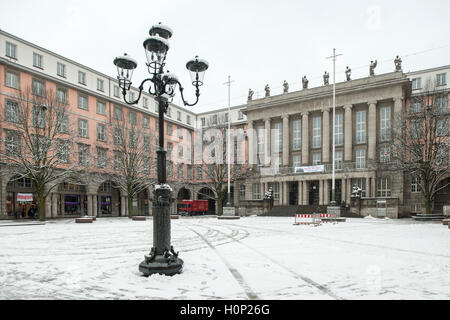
[247,120,256,165]
[52,193,58,217]
[344,105,353,161]
[1,179,8,216]
[319,180,324,205]
[282,114,289,166]
[371,175,376,198]
[284,182,289,205]
[302,181,308,205]
[324,180,329,205]
[121,195,126,217]
[87,194,92,216]
[45,196,52,219]
[368,101,377,160]
[322,109,330,163]
[93,194,98,217]
[365,177,371,198]
[342,178,346,204]
[301,111,309,165]
[346,178,352,203]
[298,181,303,206]
[264,118,271,166]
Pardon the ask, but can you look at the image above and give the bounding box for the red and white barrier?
[294,213,339,226]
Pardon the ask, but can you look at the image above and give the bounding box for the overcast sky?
[1,0,449,112]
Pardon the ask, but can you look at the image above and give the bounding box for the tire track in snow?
[191,222,343,300]
[185,226,259,300]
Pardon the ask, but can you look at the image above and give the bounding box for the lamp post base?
[139,254,183,277]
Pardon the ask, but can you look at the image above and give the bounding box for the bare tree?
[0,87,82,221]
[96,115,157,217]
[391,86,449,215]
[199,114,252,215]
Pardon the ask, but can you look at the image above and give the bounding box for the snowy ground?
[0,216,449,300]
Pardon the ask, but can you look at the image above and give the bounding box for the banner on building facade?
[294,165,324,173]
[17,193,33,202]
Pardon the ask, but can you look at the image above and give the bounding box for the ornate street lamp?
[113,22,209,276]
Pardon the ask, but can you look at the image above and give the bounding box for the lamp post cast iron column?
[113,23,209,276]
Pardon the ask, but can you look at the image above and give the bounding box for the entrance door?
[309,181,320,205]
[329,180,342,204]
[289,182,298,205]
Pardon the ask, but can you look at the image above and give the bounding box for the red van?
[177,200,209,216]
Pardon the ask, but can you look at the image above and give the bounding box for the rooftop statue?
[394,55,402,72]
[345,66,351,81]
[370,60,377,76]
[248,88,254,101]
[265,84,270,97]
[323,71,329,85]
[302,76,308,89]
[283,80,289,93]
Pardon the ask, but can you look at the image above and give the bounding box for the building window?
[436,73,447,86]
[178,128,183,139]
[334,113,343,145]
[377,177,391,197]
[224,112,229,123]
[143,116,150,128]
[166,107,171,118]
[5,131,21,154]
[411,77,421,90]
[129,91,135,101]
[411,102,422,113]
[78,93,88,110]
[292,119,301,150]
[201,117,206,127]
[411,176,422,193]
[97,79,104,92]
[411,203,422,214]
[97,147,107,168]
[78,71,86,85]
[113,85,120,97]
[143,156,150,174]
[436,119,448,136]
[253,183,261,200]
[177,111,182,121]
[312,152,321,165]
[113,128,123,145]
[129,111,137,125]
[335,151,343,169]
[5,41,17,59]
[380,106,391,141]
[57,114,69,133]
[5,69,20,89]
[436,97,448,114]
[187,115,191,125]
[356,110,366,144]
[5,100,20,123]
[32,78,45,97]
[238,110,244,120]
[32,105,46,128]
[379,146,390,163]
[78,119,88,138]
[143,136,150,152]
[57,62,66,77]
[273,122,282,153]
[239,184,246,198]
[167,142,173,159]
[178,144,183,158]
[356,149,366,168]
[410,120,422,139]
[293,154,301,168]
[97,123,106,141]
[114,151,121,170]
[33,52,43,69]
[95,100,106,115]
[57,139,70,163]
[167,124,173,136]
[312,116,321,148]
[78,144,90,166]
[113,105,123,120]
[56,88,68,104]
[196,165,203,180]
[143,97,148,108]
[177,165,184,179]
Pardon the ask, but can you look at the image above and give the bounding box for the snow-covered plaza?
[0,216,449,300]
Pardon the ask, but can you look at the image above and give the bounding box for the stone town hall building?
[0,29,448,219]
